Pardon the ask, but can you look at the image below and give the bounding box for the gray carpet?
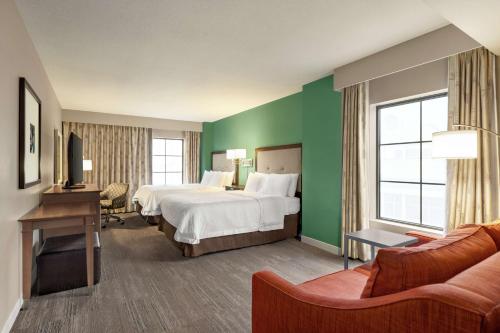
[12,213,354,333]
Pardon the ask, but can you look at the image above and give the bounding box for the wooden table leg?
[22,226,33,306]
[85,216,94,289]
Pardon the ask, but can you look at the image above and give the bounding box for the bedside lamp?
[226,149,246,185]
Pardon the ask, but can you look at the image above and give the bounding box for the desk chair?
[100,183,129,228]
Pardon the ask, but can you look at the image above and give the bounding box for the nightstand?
[225,185,244,191]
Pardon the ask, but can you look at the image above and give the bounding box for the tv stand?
[41,184,101,239]
[63,184,86,189]
[63,181,86,189]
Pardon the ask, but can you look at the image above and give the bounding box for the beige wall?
[0,0,62,330]
[62,109,202,132]
[369,59,448,104]
[334,25,480,91]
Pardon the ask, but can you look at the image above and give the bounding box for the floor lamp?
[432,124,499,233]
[432,124,499,159]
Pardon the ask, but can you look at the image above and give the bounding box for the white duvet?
[133,184,224,216]
[160,191,287,244]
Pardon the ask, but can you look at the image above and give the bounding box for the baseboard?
[301,235,341,256]
[1,298,22,333]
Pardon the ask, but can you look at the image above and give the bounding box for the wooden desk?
[18,202,97,304]
[42,184,101,238]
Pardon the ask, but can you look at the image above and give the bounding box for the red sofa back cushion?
[459,221,500,250]
[361,226,497,298]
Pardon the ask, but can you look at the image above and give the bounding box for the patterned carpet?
[12,213,351,333]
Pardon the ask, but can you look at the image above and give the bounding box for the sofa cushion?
[446,251,500,304]
[361,226,497,298]
[353,262,372,276]
[459,221,500,251]
[299,270,368,300]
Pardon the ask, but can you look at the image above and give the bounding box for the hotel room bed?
[158,143,302,257]
[134,184,224,216]
[133,151,234,223]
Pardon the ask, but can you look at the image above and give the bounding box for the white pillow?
[258,174,290,197]
[223,171,234,186]
[244,172,262,192]
[207,171,225,187]
[200,171,212,185]
[287,174,299,197]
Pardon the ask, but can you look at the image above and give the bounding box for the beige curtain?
[63,122,152,211]
[341,82,370,261]
[447,47,500,231]
[183,131,201,183]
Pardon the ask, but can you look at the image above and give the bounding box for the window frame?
[152,138,184,185]
[376,92,447,231]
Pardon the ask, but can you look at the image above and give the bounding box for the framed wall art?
[19,77,41,189]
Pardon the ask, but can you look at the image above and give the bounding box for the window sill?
[369,218,445,236]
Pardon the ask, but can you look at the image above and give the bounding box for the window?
[377,94,448,229]
[152,138,183,185]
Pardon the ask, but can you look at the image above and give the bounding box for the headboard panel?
[211,151,234,172]
[255,143,302,192]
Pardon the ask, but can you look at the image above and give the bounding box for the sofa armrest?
[252,271,489,333]
[405,230,442,247]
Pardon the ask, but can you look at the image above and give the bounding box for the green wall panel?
[302,76,343,247]
[200,75,343,247]
[200,122,214,178]
[204,92,303,184]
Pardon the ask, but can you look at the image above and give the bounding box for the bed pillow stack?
[244,172,299,197]
[200,171,234,187]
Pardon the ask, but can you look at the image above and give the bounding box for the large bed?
[133,151,234,223]
[157,143,302,257]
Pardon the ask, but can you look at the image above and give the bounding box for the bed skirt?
[135,202,161,225]
[158,214,299,257]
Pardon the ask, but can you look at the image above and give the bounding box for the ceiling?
[15,0,448,122]
[423,0,500,55]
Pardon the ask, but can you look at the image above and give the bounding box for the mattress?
[132,184,224,216]
[160,191,290,244]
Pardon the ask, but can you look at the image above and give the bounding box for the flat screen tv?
[64,132,84,189]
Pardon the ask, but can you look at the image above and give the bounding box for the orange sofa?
[252,224,500,333]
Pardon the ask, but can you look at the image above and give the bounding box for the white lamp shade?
[432,130,478,159]
[226,149,246,159]
[83,159,93,171]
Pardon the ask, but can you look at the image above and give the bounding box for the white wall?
[62,109,202,132]
[0,0,62,331]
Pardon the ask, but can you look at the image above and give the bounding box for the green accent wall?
[200,75,343,247]
[203,93,303,184]
[200,122,214,177]
[302,76,343,247]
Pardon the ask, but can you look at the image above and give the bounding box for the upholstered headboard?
[255,143,302,192]
[211,151,234,172]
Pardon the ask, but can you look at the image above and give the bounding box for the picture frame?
[19,77,42,189]
[53,129,63,184]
